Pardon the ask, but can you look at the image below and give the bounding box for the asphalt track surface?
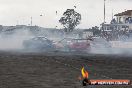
[0,51,132,88]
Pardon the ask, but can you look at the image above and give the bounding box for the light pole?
[31,17,32,26]
[112,9,113,20]
[104,0,106,23]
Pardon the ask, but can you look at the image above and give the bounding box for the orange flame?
[81,67,89,79]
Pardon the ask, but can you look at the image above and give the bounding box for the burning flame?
[81,67,89,79]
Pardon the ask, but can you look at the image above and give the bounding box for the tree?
[59,9,81,32]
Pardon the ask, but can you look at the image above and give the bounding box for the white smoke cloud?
[0,29,33,50]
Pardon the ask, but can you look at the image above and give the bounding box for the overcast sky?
[0,0,131,28]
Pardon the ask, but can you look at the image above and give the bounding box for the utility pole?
[16,20,19,25]
[104,0,106,23]
[112,9,113,20]
[31,17,32,26]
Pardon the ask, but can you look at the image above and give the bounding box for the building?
[115,10,132,24]
[101,10,132,40]
[102,10,132,31]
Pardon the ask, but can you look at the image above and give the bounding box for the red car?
[55,38,91,52]
[68,39,91,51]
